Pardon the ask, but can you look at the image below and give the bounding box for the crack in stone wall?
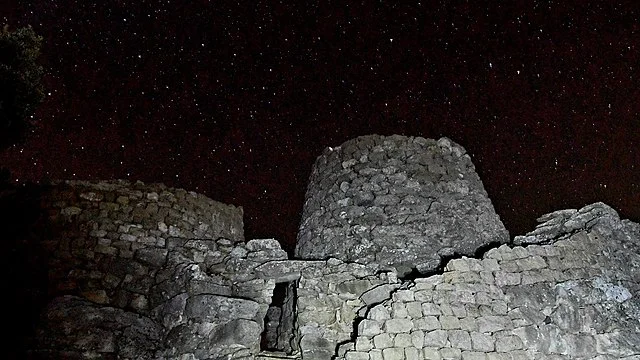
[5,135,640,360]
[336,203,640,360]
[333,240,509,359]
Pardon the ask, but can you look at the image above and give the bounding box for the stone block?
[439,347,462,360]
[405,347,422,360]
[484,247,503,260]
[451,304,467,317]
[486,354,512,360]
[447,258,471,272]
[477,316,513,333]
[135,247,168,267]
[515,256,547,271]
[415,290,434,302]
[424,329,448,347]
[370,349,384,360]
[481,258,500,271]
[440,316,461,330]
[394,333,412,347]
[459,317,478,332]
[480,271,495,284]
[392,302,409,318]
[413,316,441,331]
[422,303,441,316]
[470,331,494,351]
[406,301,424,318]
[370,304,391,321]
[448,330,472,350]
[355,337,373,352]
[461,352,487,360]
[454,290,475,304]
[494,272,521,286]
[361,284,400,305]
[345,351,369,360]
[411,330,424,348]
[373,333,394,348]
[384,318,413,333]
[438,303,454,315]
[120,233,137,242]
[359,320,383,336]
[423,347,442,360]
[393,289,415,302]
[415,275,444,290]
[382,347,405,360]
[509,351,531,360]
[499,260,519,272]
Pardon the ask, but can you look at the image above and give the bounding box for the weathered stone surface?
[295,258,400,359]
[14,180,289,359]
[336,202,640,360]
[5,138,640,360]
[33,295,163,359]
[513,202,621,245]
[296,135,509,274]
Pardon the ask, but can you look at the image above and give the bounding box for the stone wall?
[23,180,291,359]
[295,260,399,360]
[338,203,640,360]
[296,135,509,274]
[6,135,640,360]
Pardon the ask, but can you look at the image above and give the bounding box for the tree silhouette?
[0,24,45,150]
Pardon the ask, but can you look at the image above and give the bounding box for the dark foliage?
[0,24,45,149]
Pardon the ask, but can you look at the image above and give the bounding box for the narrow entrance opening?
[260,281,297,354]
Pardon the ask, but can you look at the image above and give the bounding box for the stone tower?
[296,135,509,274]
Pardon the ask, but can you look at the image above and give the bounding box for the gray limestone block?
[184,294,263,323]
[300,334,335,360]
[361,283,401,305]
[296,135,509,274]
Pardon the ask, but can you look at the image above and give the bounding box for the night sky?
[2,1,639,253]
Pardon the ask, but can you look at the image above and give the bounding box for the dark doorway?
[260,281,297,353]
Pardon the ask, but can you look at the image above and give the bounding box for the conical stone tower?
[296,135,509,274]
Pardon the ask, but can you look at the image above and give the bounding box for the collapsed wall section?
[339,203,640,360]
[296,135,509,274]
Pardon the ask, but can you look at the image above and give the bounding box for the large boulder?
[296,135,509,274]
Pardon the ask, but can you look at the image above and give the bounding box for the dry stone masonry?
[339,202,640,360]
[296,135,509,275]
[6,135,640,359]
[26,180,286,359]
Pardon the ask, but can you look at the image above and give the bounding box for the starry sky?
[2,1,639,253]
